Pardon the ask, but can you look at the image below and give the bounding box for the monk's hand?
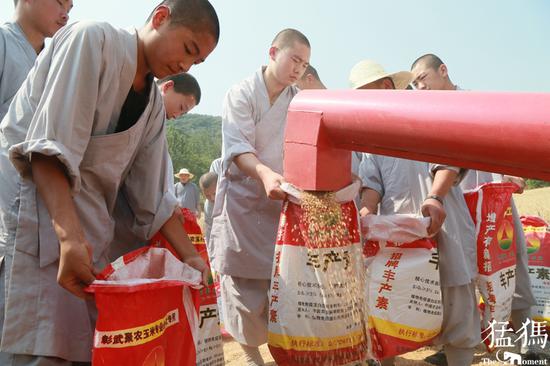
[358,209,371,238]
[421,198,446,235]
[359,207,370,217]
[259,169,287,200]
[184,255,210,286]
[351,173,363,186]
[503,175,526,194]
[58,240,96,299]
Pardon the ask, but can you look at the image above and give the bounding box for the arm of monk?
[31,153,96,299]
[234,152,286,200]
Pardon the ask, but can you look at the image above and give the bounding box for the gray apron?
[2,93,157,362]
[211,69,296,280]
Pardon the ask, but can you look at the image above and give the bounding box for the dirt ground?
[222,338,549,365]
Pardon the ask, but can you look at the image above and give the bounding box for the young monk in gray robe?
[361,158,481,366]
[412,53,542,363]
[209,29,311,365]
[108,72,202,262]
[0,0,219,364]
[352,60,479,366]
[0,0,71,356]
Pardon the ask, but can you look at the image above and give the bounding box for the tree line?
[166,113,222,184]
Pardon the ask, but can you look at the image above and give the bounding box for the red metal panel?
[283,89,550,191]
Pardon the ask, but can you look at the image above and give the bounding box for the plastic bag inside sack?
[281,179,361,204]
[362,214,432,243]
[92,247,202,288]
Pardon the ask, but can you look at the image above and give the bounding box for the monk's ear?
[439,64,448,78]
[151,5,171,30]
[382,78,395,90]
[269,46,278,61]
[161,80,174,93]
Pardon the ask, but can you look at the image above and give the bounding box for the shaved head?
[272,28,310,50]
[150,0,220,43]
[302,65,320,81]
[157,72,201,104]
[199,172,218,190]
[411,53,444,71]
[296,64,326,89]
[411,53,455,90]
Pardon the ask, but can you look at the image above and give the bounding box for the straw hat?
[174,168,194,179]
[349,60,413,90]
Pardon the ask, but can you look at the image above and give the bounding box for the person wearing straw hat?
[174,168,201,218]
[412,53,541,364]
[349,59,412,90]
[352,60,479,366]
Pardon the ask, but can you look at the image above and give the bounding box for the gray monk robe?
[0,21,40,347]
[209,67,298,346]
[210,67,299,280]
[0,21,39,261]
[360,156,481,362]
[0,21,37,120]
[2,21,177,361]
[359,156,477,287]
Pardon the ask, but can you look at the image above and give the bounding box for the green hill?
[166,113,222,184]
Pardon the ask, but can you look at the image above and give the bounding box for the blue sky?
[2,0,549,116]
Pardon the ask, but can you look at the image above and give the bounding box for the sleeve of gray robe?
[220,86,256,176]
[0,30,6,114]
[209,157,222,174]
[429,163,467,185]
[0,30,4,73]
[8,26,104,193]
[8,24,177,241]
[194,184,200,213]
[0,33,7,121]
[358,153,384,197]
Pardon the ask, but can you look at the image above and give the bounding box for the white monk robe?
[360,157,482,357]
[1,21,177,361]
[210,67,298,345]
[204,157,222,246]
